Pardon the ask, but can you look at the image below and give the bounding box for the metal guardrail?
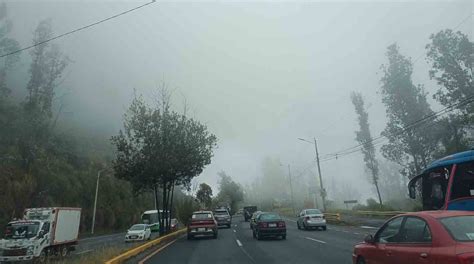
[105,228,186,264]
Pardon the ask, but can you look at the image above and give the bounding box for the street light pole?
[91,168,106,235]
[287,164,296,216]
[298,137,327,212]
[313,138,327,212]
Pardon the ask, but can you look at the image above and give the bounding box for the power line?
[0,0,156,58]
[320,94,474,163]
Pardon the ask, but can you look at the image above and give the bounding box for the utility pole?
[313,138,327,212]
[288,164,296,216]
[92,168,106,235]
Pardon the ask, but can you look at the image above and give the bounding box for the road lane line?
[236,239,243,247]
[233,229,236,233]
[138,239,177,264]
[360,226,376,229]
[304,237,327,244]
[354,232,360,235]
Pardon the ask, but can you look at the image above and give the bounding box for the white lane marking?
[360,226,376,229]
[233,229,236,233]
[305,237,327,244]
[138,239,177,264]
[236,239,243,247]
[342,230,350,233]
[234,224,238,227]
[354,232,360,235]
[75,250,93,255]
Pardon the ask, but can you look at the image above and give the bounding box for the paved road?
[142,215,377,264]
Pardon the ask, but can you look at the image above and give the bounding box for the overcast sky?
[6,0,473,200]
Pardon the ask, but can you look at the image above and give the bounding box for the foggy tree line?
[0,5,160,234]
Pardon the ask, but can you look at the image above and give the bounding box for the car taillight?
[458,253,474,264]
[305,216,310,221]
[278,221,285,227]
[259,222,268,228]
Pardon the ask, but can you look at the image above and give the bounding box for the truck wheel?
[35,250,47,264]
[297,222,301,230]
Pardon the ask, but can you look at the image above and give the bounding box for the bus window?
[422,168,449,210]
[451,162,474,201]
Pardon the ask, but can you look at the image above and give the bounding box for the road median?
[105,229,186,264]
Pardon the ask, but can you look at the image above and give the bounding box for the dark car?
[214,208,231,228]
[250,211,262,230]
[353,210,474,264]
[244,206,257,222]
[187,211,218,240]
[252,212,286,240]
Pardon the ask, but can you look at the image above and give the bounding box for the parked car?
[250,211,262,230]
[170,218,179,231]
[244,206,257,222]
[352,210,474,264]
[214,208,232,228]
[125,224,151,242]
[297,209,326,231]
[187,211,218,240]
[252,212,286,240]
[237,208,243,215]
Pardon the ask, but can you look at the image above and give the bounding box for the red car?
[353,210,474,264]
[187,211,218,240]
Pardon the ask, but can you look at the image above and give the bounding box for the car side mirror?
[409,185,416,199]
[364,234,375,244]
[37,230,44,239]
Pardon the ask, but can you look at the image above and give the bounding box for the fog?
[6,0,473,204]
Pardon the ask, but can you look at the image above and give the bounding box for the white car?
[125,224,151,242]
[297,209,327,230]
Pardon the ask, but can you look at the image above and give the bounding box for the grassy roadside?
[51,247,125,264]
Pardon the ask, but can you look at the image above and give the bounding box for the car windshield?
[306,209,322,215]
[259,213,281,221]
[4,222,40,239]
[214,210,228,215]
[192,213,212,219]
[440,216,474,241]
[129,224,146,231]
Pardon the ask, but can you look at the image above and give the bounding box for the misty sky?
[6,0,473,200]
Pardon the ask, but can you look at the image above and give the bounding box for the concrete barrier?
[105,228,186,264]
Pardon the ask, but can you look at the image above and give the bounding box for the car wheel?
[357,257,366,264]
[322,226,327,231]
[303,222,307,230]
[213,232,218,239]
[282,235,286,240]
[297,221,300,230]
[187,233,193,240]
[252,230,256,238]
[256,231,262,240]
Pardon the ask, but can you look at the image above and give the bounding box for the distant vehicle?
[170,218,179,231]
[352,210,474,264]
[297,209,326,231]
[214,208,231,228]
[250,211,262,230]
[252,212,286,240]
[125,224,151,242]
[187,211,218,240]
[243,206,257,222]
[141,210,169,232]
[408,150,474,211]
[237,208,244,215]
[0,207,81,263]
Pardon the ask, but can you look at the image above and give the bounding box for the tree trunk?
[160,183,167,235]
[373,172,383,206]
[154,184,161,233]
[167,181,175,232]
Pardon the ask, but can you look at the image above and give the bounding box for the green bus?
[141,210,170,232]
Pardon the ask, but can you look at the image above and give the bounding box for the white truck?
[0,207,81,263]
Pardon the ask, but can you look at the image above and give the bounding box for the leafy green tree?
[350,92,383,205]
[380,43,439,177]
[111,89,217,234]
[216,171,244,214]
[196,183,213,209]
[426,29,473,154]
[0,3,19,99]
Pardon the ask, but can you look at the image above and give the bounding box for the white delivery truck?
[0,207,81,263]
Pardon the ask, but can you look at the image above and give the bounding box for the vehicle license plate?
[268,223,277,227]
[198,228,205,232]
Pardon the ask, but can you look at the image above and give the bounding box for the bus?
[141,210,170,232]
[408,150,474,211]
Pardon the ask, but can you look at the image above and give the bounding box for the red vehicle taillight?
[259,222,268,228]
[458,253,474,264]
[278,221,285,228]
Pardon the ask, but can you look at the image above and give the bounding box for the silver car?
[297,209,326,230]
